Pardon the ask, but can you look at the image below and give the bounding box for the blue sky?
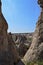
[2,0,40,33]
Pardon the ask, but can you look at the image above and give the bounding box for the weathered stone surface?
[38,0,43,8]
[0,0,25,65]
[18,43,27,58]
[16,60,25,65]
[24,0,43,63]
[12,33,33,58]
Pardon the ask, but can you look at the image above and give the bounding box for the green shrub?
[26,61,43,65]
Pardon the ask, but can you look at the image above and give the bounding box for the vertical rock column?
[24,0,43,63]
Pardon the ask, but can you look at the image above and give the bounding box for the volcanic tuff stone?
[0,0,25,65]
[24,0,43,63]
[12,33,33,58]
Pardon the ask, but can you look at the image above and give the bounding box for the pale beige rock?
[24,0,43,63]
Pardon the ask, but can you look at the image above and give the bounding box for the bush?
[26,61,43,65]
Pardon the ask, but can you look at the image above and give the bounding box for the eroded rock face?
[0,19,20,65]
[0,1,23,65]
[12,33,33,58]
[23,25,43,62]
[18,43,27,58]
[24,0,43,63]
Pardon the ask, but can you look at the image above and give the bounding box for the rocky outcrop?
[12,33,33,47]
[12,33,33,58]
[24,0,43,63]
[0,10,20,65]
[18,43,27,58]
[0,0,25,65]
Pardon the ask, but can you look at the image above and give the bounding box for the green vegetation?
[26,61,43,65]
[28,38,32,41]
